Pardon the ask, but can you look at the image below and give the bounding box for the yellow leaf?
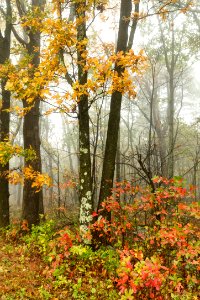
[22,77,29,83]
[5,81,13,91]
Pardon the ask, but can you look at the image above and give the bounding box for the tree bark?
[98,0,132,214]
[22,99,43,225]
[76,1,93,239]
[0,79,10,227]
[21,0,45,226]
[0,0,12,227]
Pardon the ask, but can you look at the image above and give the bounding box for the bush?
[13,177,199,299]
[47,230,120,299]
[91,177,200,299]
[22,219,56,257]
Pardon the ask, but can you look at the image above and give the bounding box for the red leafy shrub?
[92,177,200,299]
[48,227,75,272]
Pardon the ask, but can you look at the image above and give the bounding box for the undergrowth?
[2,177,200,299]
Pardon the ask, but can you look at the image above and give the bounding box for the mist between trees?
[0,0,199,234]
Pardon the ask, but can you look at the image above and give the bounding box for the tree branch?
[11,25,27,46]
[127,0,140,50]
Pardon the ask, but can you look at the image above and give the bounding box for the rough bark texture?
[76,1,93,237]
[0,80,10,227]
[0,0,12,227]
[22,0,44,226]
[22,99,43,225]
[98,0,132,213]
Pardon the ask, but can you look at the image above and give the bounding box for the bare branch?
[11,24,28,46]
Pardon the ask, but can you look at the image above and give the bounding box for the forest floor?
[0,224,119,300]
[0,234,55,300]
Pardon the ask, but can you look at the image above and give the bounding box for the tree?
[98,0,139,213]
[3,0,198,235]
[0,0,12,227]
[13,0,46,226]
[75,0,93,237]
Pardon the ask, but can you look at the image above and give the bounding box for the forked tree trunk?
[98,0,133,215]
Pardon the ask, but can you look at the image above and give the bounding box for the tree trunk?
[98,0,132,214]
[152,90,168,177]
[21,1,45,226]
[0,0,12,227]
[76,2,93,239]
[22,99,43,225]
[167,73,175,178]
[159,17,176,178]
[116,127,121,182]
[0,81,10,226]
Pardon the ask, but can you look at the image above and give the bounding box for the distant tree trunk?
[116,128,121,182]
[17,157,23,207]
[159,17,176,178]
[48,156,53,206]
[192,144,200,201]
[20,0,45,226]
[76,2,93,239]
[98,0,133,215]
[0,0,12,227]
[57,151,61,218]
[152,96,168,177]
[62,116,74,174]
[167,71,175,178]
[45,119,54,207]
[149,68,168,177]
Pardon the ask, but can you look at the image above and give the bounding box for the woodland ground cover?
[0,178,199,300]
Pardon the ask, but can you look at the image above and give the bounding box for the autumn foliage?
[0,0,199,299]
[3,178,199,299]
[0,141,51,191]
[11,178,197,299]
[90,178,200,299]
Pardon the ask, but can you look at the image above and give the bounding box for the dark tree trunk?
[0,0,12,227]
[22,99,43,225]
[21,1,45,226]
[76,1,93,239]
[98,0,132,214]
[0,80,10,227]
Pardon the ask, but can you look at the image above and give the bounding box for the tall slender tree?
[0,0,12,227]
[98,0,137,212]
[75,1,93,237]
[13,0,46,226]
